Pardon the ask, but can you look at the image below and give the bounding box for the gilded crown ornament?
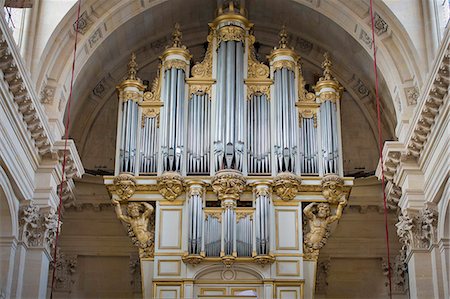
[157,172,185,201]
[113,174,137,202]
[272,172,301,201]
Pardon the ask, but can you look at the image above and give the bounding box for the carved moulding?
[182,252,205,265]
[321,174,345,204]
[157,171,185,201]
[221,254,237,268]
[272,172,301,201]
[113,174,137,202]
[163,59,188,70]
[252,254,275,267]
[217,25,245,43]
[272,60,296,72]
[211,170,246,201]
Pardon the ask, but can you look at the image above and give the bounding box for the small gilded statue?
[112,199,154,246]
[303,199,347,255]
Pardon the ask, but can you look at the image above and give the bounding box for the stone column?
[0,236,17,298]
[396,207,440,298]
[12,203,60,299]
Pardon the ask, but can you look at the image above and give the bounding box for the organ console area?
[104,2,353,298]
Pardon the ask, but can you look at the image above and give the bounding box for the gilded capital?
[272,172,301,201]
[211,170,246,201]
[113,174,137,202]
[321,174,345,204]
[157,172,185,201]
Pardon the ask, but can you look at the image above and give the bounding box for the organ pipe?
[160,24,191,173]
[269,27,300,174]
[116,53,145,175]
[315,53,343,176]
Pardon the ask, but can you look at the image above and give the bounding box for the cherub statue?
[112,200,154,246]
[304,199,346,251]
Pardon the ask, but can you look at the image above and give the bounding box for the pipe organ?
[106,2,353,298]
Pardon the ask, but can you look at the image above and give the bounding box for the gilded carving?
[113,200,155,258]
[119,90,142,103]
[217,25,245,43]
[321,174,345,204]
[205,211,222,223]
[188,83,212,97]
[113,174,137,202]
[163,59,188,70]
[221,254,236,268]
[188,184,204,197]
[252,254,275,267]
[254,184,270,197]
[182,253,205,265]
[247,36,270,80]
[272,172,301,201]
[236,211,253,222]
[157,171,185,201]
[191,32,213,79]
[246,83,271,100]
[303,199,346,260]
[272,60,296,72]
[211,170,246,201]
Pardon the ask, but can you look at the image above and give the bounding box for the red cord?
[369,0,393,297]
[50,1,81,297]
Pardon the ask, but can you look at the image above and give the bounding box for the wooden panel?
[275,209,299,250]
[158,208,183,249]
[276,260,301,276]
[157,259,181,276]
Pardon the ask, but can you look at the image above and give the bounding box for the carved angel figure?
[304,199,346,251]
[112,200,154,246]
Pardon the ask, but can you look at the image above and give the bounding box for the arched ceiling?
[36,0,422,175]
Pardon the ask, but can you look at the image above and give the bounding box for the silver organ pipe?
[116,53,145,174]
[300,117,318,174]
[162,67,186,172]
[205,213,221,257]
[272,66,298,173]
[247,94,271,174]
[236,213,253,257]
[140,117,159,173]
[187,94,211,174]
[315,53,342,175]
[254,184,271,255]
[213,38,245,171]
[188,185,203,254]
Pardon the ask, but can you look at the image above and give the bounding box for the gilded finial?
[320,52,334,81]
[127,52,138,80]
[278,25,289,49]
[171,23,183,48]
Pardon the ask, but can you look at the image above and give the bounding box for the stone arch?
[0,165,19,239]
[35,0,423,128]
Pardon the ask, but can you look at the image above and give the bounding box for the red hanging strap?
[369,0,393,298]
[50,1,81,298]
